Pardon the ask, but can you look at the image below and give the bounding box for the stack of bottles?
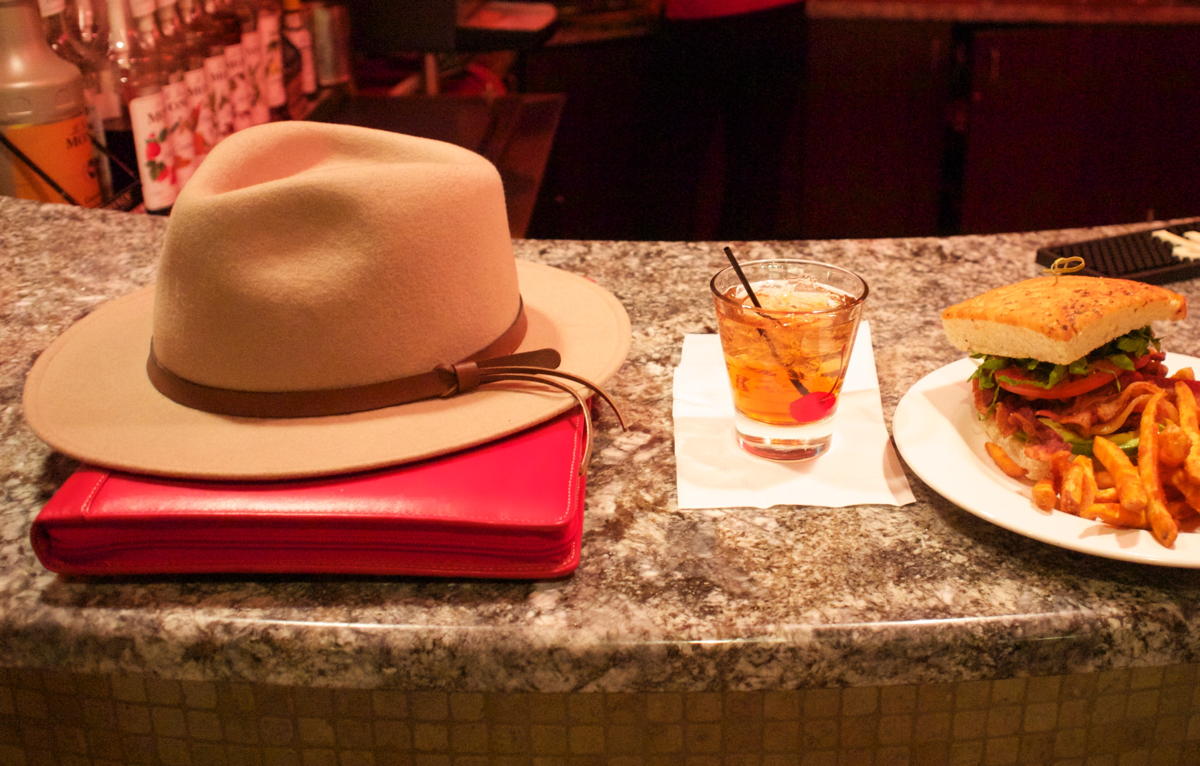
[0,0,339,214]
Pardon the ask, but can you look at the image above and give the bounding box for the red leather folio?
[31,411,588,579]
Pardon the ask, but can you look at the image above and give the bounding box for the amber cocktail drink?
[710,259,868,460]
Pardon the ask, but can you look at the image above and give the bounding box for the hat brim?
[23,261,631,479]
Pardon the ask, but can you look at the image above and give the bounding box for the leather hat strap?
[146,303,541,418]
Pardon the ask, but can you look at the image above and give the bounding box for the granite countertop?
[5,196,1200,692]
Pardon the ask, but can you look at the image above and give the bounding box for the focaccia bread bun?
[942,275,1186,364]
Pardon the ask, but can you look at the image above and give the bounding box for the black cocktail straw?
[722,246,809,395]
[724,246,763,308]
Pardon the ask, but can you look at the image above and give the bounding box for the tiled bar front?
[5,667,1200,765]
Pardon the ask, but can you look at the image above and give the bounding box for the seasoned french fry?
[1138,389,1165,500]
[1166,500,1196,521]
[1139,389,1178,547]
[1160,424,1190,467]
[985,441,1027,479]
[1059,455,1097,515]
[1146,499,1177,546]
[1160,399,1180,425]
[1076,454,1096,511]
[1174,381,1200,485]
[1095,470,1114,490]
[1032,478,1057,511]
[1082,502,1147,528]
[1171,367,1195,381]
[1078,503,1107,521]
[1168,468,1200,512]
[1092,435,1148,516]
[1094,487,1118,503]
[1049,450,1074,492]
[1060,462,1084,514]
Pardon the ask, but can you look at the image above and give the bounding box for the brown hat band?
[145,302,541,418]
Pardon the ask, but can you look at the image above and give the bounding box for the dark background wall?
[521,19,1200,241]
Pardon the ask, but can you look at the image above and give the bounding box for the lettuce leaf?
[969,326,1159,390]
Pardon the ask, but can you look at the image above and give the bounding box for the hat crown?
[152,121,520,393]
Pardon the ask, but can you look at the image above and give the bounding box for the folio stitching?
[79,472,110,518]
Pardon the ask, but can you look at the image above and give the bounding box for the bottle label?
[225,42,253,132]
[259,12,286,108]
[204,53,234,138]
[185,66,216,160]
[37,0,66,16]
[163,79,196,186]
[284,24,316,96]
[242,29,269,125]
[128,91,178,211]
[0,114,102,208]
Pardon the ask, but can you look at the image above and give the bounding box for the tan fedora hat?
[22,121,630,479]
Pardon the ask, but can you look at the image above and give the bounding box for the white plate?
[893,354,1200,567]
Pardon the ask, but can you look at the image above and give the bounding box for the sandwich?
[941,275,1188,478]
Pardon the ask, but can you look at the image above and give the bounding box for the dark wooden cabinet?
[521,36,657,239]
[520,19,1200,240]
[524,19,954,241]
[959,24,1200,234]
[798,19,954,239]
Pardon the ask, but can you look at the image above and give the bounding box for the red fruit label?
[129,91,177,211]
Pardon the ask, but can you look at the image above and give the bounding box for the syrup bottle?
[38,0,114,198]
[70,0,122,126]
[257,0,286,119]
[104,0,177,213]
[157,0,216,180]
[232,0,268,125]
[208,0,251,132]
[129,0,196,189]
[281,0,315,109]
[0,0,102,207]
[177,0,230,140]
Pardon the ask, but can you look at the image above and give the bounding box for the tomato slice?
[995,369,1114,399]
[995,354,1151,400]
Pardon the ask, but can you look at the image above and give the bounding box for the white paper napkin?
[673,322,915,509]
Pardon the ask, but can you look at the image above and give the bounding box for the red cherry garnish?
[789,392,837,423]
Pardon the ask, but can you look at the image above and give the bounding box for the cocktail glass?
[710,258,868,461]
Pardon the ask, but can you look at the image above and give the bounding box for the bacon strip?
[1038,381,1163,436]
